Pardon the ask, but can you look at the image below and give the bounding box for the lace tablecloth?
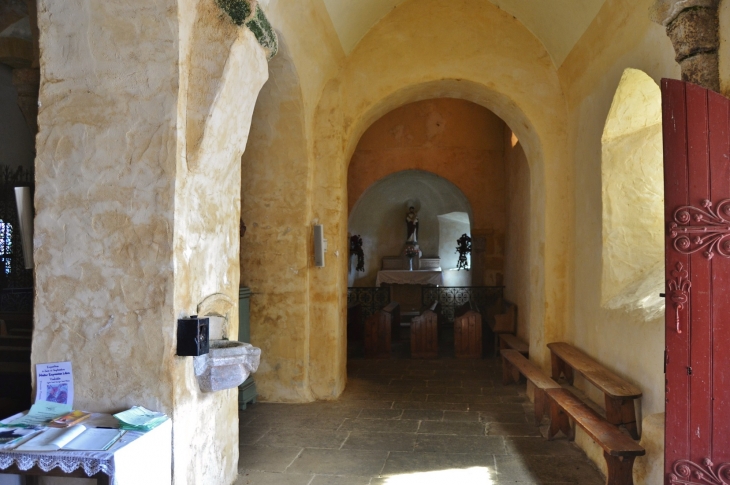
[0,415,172,484]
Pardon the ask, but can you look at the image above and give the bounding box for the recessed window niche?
[600,68,664,315]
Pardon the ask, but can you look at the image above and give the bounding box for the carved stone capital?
[650,0,720,91]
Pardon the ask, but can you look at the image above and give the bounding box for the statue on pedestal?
[406,206,419,243]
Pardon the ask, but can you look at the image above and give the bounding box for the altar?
[375,269,443,287]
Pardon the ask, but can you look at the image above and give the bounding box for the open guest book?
[16,424,124,452]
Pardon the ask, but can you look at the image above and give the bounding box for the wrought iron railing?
[422,286,504,324]
[347,287,390,321]
[347,286,504,325]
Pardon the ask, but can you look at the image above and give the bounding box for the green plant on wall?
[216,0,278,60]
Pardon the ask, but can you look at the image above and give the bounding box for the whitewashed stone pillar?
[32,0,272,483]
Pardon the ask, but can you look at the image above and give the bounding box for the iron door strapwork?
[662,79,730,485]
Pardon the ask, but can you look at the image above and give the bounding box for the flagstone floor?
[235,357,605,485]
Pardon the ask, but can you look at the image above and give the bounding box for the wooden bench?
[454,307,482,359]
[411,309,438,359]
[365,310,391,358]
[382,301,400,341]
[499,334,528,356]
[548,342,642,439]
[487,300,516,355]
[501,349,560,425]
[546,388,645,485]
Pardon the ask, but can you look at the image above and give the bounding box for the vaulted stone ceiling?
[321,0,607,67]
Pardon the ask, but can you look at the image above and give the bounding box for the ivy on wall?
[216,0,278,59]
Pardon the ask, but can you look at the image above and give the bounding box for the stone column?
[651,0,721,91]
[33,0,271,483]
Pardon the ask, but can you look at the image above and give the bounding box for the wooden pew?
[382,301,400,341]
[454,301,481,359]
[347,303,363,342]
[411,309,438,359]
[499,334,528,356]
[489,300,516,355]
[546,388,645,485]
[364,310,391,358]
[500,349,560,425]
[548,342,642,439]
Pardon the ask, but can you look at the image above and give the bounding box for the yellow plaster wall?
[504,130,531,344]
[558,0,679,480]
[236,0,347,402]
[243,0,574,402]
[307,0,572,385]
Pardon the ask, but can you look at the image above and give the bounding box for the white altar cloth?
[0,414,171,485]
[375,270,443,287]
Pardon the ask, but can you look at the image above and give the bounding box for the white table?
[0,415,171,485]
[375,270,443,287]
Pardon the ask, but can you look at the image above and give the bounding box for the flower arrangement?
[404,245,420,258]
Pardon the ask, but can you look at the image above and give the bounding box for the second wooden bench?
[548,342,642,439]
[546,387,645,485]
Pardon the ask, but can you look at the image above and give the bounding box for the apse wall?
[348,169,471,286]
[348,98,507,285]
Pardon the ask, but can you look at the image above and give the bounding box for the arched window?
[0,219,12,275]
[601,68,664,314]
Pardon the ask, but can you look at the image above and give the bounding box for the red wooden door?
[662,79,730,484]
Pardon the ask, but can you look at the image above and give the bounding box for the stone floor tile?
[503,437,586,457]
[235,470,313,485]
[358,408,404,420]
[342,430,417,452]
[400,409,443,421]
[442,411,481,422]
[417,420,486,436]
[393,401,469,411]
[286,448,388,476]
[468,403,526,414]
[250,414,347,430]
[238,445,303,472]
[309,475,372,485]
[480,412,530,424]
[525,454,604,484]
[487,423,543,437]
[239,425,271,445]
[415,434,505,454]
[339,418,420,433]
[381,451,495,476]
[258,427,349,449]
[330,400,395,410]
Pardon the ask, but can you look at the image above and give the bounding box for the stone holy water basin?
[194,339,261,393]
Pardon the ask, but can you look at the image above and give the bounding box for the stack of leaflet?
[113,406,168,432]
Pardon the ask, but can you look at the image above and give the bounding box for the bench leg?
[547,400,573,440]
[604,452,635,485]
[605,397,639,440]
[550,353,574,385]
[550,352,561,380]
[534,388,548,426]
[502,356,513,385]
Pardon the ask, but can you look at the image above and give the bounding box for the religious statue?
[406,206,419,243]
[456,233,472,270]
[350,234,365,272]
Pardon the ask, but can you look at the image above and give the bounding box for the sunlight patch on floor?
[382,467,495,484]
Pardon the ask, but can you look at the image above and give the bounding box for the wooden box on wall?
[365,310,391,358]
[411,310,438,359]
[454,310,482,359]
